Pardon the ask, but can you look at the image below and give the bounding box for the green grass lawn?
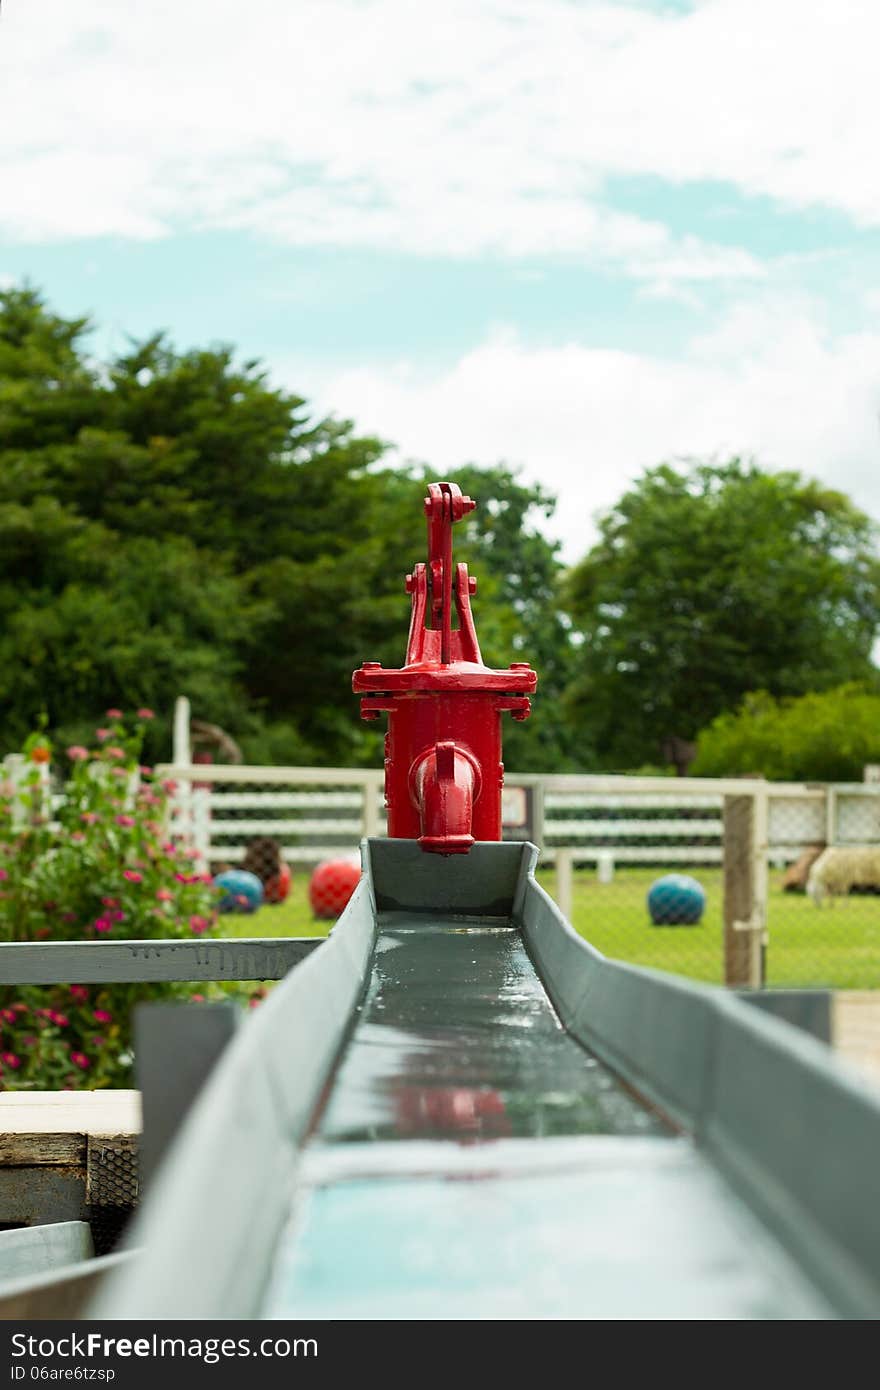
[237,864,880,990]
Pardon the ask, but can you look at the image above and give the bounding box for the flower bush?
[0,711,228,1089]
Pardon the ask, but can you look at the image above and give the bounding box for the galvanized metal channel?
[93,841,880,1320]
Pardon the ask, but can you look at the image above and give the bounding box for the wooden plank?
[0,1134,85,1166]
[209,791,364,808]
[0,1089,141,1135]
[545,794,724,810]
[0,1167,86,1226]
[540,846,723,864]
[0,936,319,984]
[210,817,364,835]
[543,817,721,838]
[156,763,384,787]
[211,845,361,863]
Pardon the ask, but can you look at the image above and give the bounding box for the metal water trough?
[86,839,880,1321]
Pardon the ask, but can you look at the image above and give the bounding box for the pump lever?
[424,483,475,664]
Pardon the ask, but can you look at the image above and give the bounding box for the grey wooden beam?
[0,937,321,984]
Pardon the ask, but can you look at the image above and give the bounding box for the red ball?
[309,857,361,920]
[264,862,292,904]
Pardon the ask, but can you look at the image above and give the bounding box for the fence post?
[530,780,545,851]
[723,788,765,987]
[173,697,191,767]
[363,774,381,839]
[752,782,769,984]
[171,697,193,850]
[555,847,573,922]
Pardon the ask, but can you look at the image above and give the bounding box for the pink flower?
[69,985,88,1002]
[93,917,112,934]
[93,1009,112,1024]
[161,780,177,794]
[2,1053,20,1069]
[105,708,123,719]
[66,745,89,761]
[50,1012,69,1028]
[69,832,85,844]
[190,994,205,1003]
[62,911,77,923]
[70,1052,90,1070]
[137,708,155,720]
[189,915,209,935]
[123,870,142,883]
[111,910,125,922]
[96,728,110,741]
[155,889,174,902]
[111,767,128,779]
[80,812,99,825]
[2,1008,16,1023]
[139,764,153,776]
[0,869,7,881]
[92,1035,106,1048]
[106,746,125,760]
[101,897,119,908]
[115,814,135,827]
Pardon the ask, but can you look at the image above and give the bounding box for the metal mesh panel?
[86,1135,139,1255]
[764,790,880,990]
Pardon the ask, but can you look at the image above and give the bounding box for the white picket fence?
[153,760,880,871]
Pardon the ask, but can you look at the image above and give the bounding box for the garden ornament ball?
[214,868,264,914]
[647,873,706,926]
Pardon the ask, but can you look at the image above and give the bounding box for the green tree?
[565,459,880,770]
[691,683,880,781]
[0,286,575,768]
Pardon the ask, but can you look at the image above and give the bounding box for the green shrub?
[0,711,233,1089]
[691,682,880,781]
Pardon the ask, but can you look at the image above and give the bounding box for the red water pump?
[353,482,537,854]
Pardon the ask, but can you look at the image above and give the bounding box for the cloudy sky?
[2,0,880,559]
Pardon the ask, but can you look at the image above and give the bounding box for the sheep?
[806,845,880,904]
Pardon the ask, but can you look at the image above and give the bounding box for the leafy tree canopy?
[0,286,576,769]
[565,459,880,770]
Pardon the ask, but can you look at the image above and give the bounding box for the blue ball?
[214,869,264,914]
[647,873,706,926]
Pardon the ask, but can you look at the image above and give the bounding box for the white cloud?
[2,0,878,273]
[298,298,880,561]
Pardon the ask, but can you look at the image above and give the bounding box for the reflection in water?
[390,1083,511,1139]
[315,922,667,1144]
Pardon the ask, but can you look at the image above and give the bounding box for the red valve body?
[353,484,536,854]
